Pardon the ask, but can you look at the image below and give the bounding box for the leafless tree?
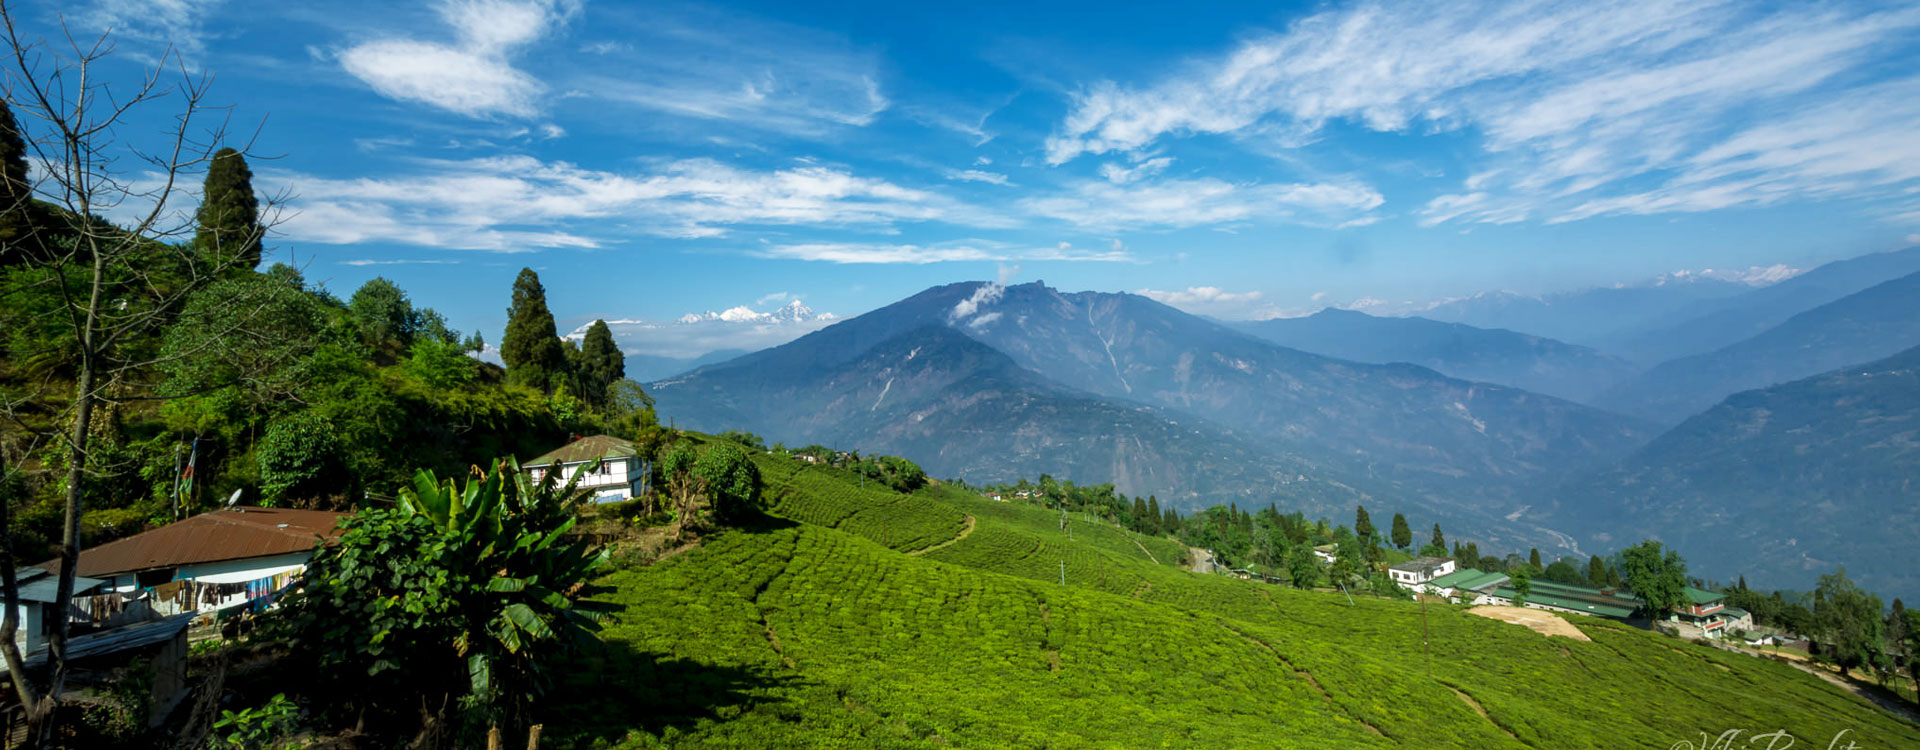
[0,6,283,745]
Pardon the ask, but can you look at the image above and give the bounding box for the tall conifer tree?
[579,318,624,405]
[195,147,264,268]
[502,268,567,391]
[0,99,32,261]
[1354,505,1374,542]
[1390,513,1412,550]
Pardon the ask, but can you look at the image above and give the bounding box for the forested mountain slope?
[1556,345,1920,599]
[548,452,1920,748]
[1600,270,1920,424]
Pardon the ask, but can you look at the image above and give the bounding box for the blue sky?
[26,0,1920,357]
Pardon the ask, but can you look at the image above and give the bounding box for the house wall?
[99,551,312,594]
[530,458,644,500]
[11,603,44,653]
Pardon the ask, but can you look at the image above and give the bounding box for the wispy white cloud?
[75,0,225,62]
[337,0,577,118]
[1022,177,1383,230]
[579,299,837,360]
[1135,286,1270,318]
[567,5,888,135]
[339,258,463,266]
[1050,0,1920,225]
[273,155,991,250]
[754,239,1132,265]
[947,169,1014,186]
[1098,156,1173,184]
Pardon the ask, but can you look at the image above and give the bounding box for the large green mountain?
[1555,344,1920,599]
[652,323,1370,513]
[654,282,1650,549]
[547,452,1920,748]
[1599,270,1920,424]
[1233,308,1639,405]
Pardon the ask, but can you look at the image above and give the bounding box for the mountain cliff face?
[1599,270,1920,424]
[1232,309,1639,405]
[653,282,1651,550]
[1552,345,1920,599]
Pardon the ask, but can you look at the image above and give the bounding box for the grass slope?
[551,453,1920,749]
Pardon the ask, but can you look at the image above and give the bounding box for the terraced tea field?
[551,451,1920,748]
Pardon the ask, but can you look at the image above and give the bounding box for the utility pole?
[1060,560,1066,586]
[169,443,184,521]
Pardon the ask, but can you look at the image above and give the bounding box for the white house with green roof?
[525,434,648,503]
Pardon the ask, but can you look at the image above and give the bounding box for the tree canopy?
[1621,540,1688,617]
[194,147,264,269]
[502,268,567,391]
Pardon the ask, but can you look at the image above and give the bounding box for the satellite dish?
[226,489,244,507]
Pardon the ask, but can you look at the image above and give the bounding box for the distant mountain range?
[1413,278,1755,349]
[1551,344,1920,599]
[1599,270,1920,424]
[1596,247,1920,365]
[623,349,747,383]
[1231,309,1639,405]
[653,281,1649,548]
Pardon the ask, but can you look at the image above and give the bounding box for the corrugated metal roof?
[1,613,193,674]
[1426,567,1486,588]
[38,507,347,578]
[1489,586,1638,618]
[10,567,105,603]
[1390,556,1451,573]
[525,434,635,466]
[1684,586,1724,604]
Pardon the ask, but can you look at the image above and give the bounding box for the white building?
[525,434,649,503]
[1388,556,1456,587]
[38,507,346,618]
[9,567,105,654]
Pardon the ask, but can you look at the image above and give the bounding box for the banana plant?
[396,456,613,734]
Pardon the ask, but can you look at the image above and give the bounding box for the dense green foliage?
[0,99,35,261]
[275,461,609,739]
[545,450,1920,748]
[502,268,568,391]
[1813,568,1885,677]
[194,148,264,269]
[2,257,656,563]
[574,319,625,407]
[1621,540,1688,616]
[255,410,348,502]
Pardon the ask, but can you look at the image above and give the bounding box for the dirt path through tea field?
[907,515,975,556]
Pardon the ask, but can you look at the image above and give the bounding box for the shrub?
[255,411,348,503]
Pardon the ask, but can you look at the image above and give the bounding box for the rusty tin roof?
[39,507,348,578]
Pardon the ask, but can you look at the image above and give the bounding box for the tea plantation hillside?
[550,451,1920,749]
